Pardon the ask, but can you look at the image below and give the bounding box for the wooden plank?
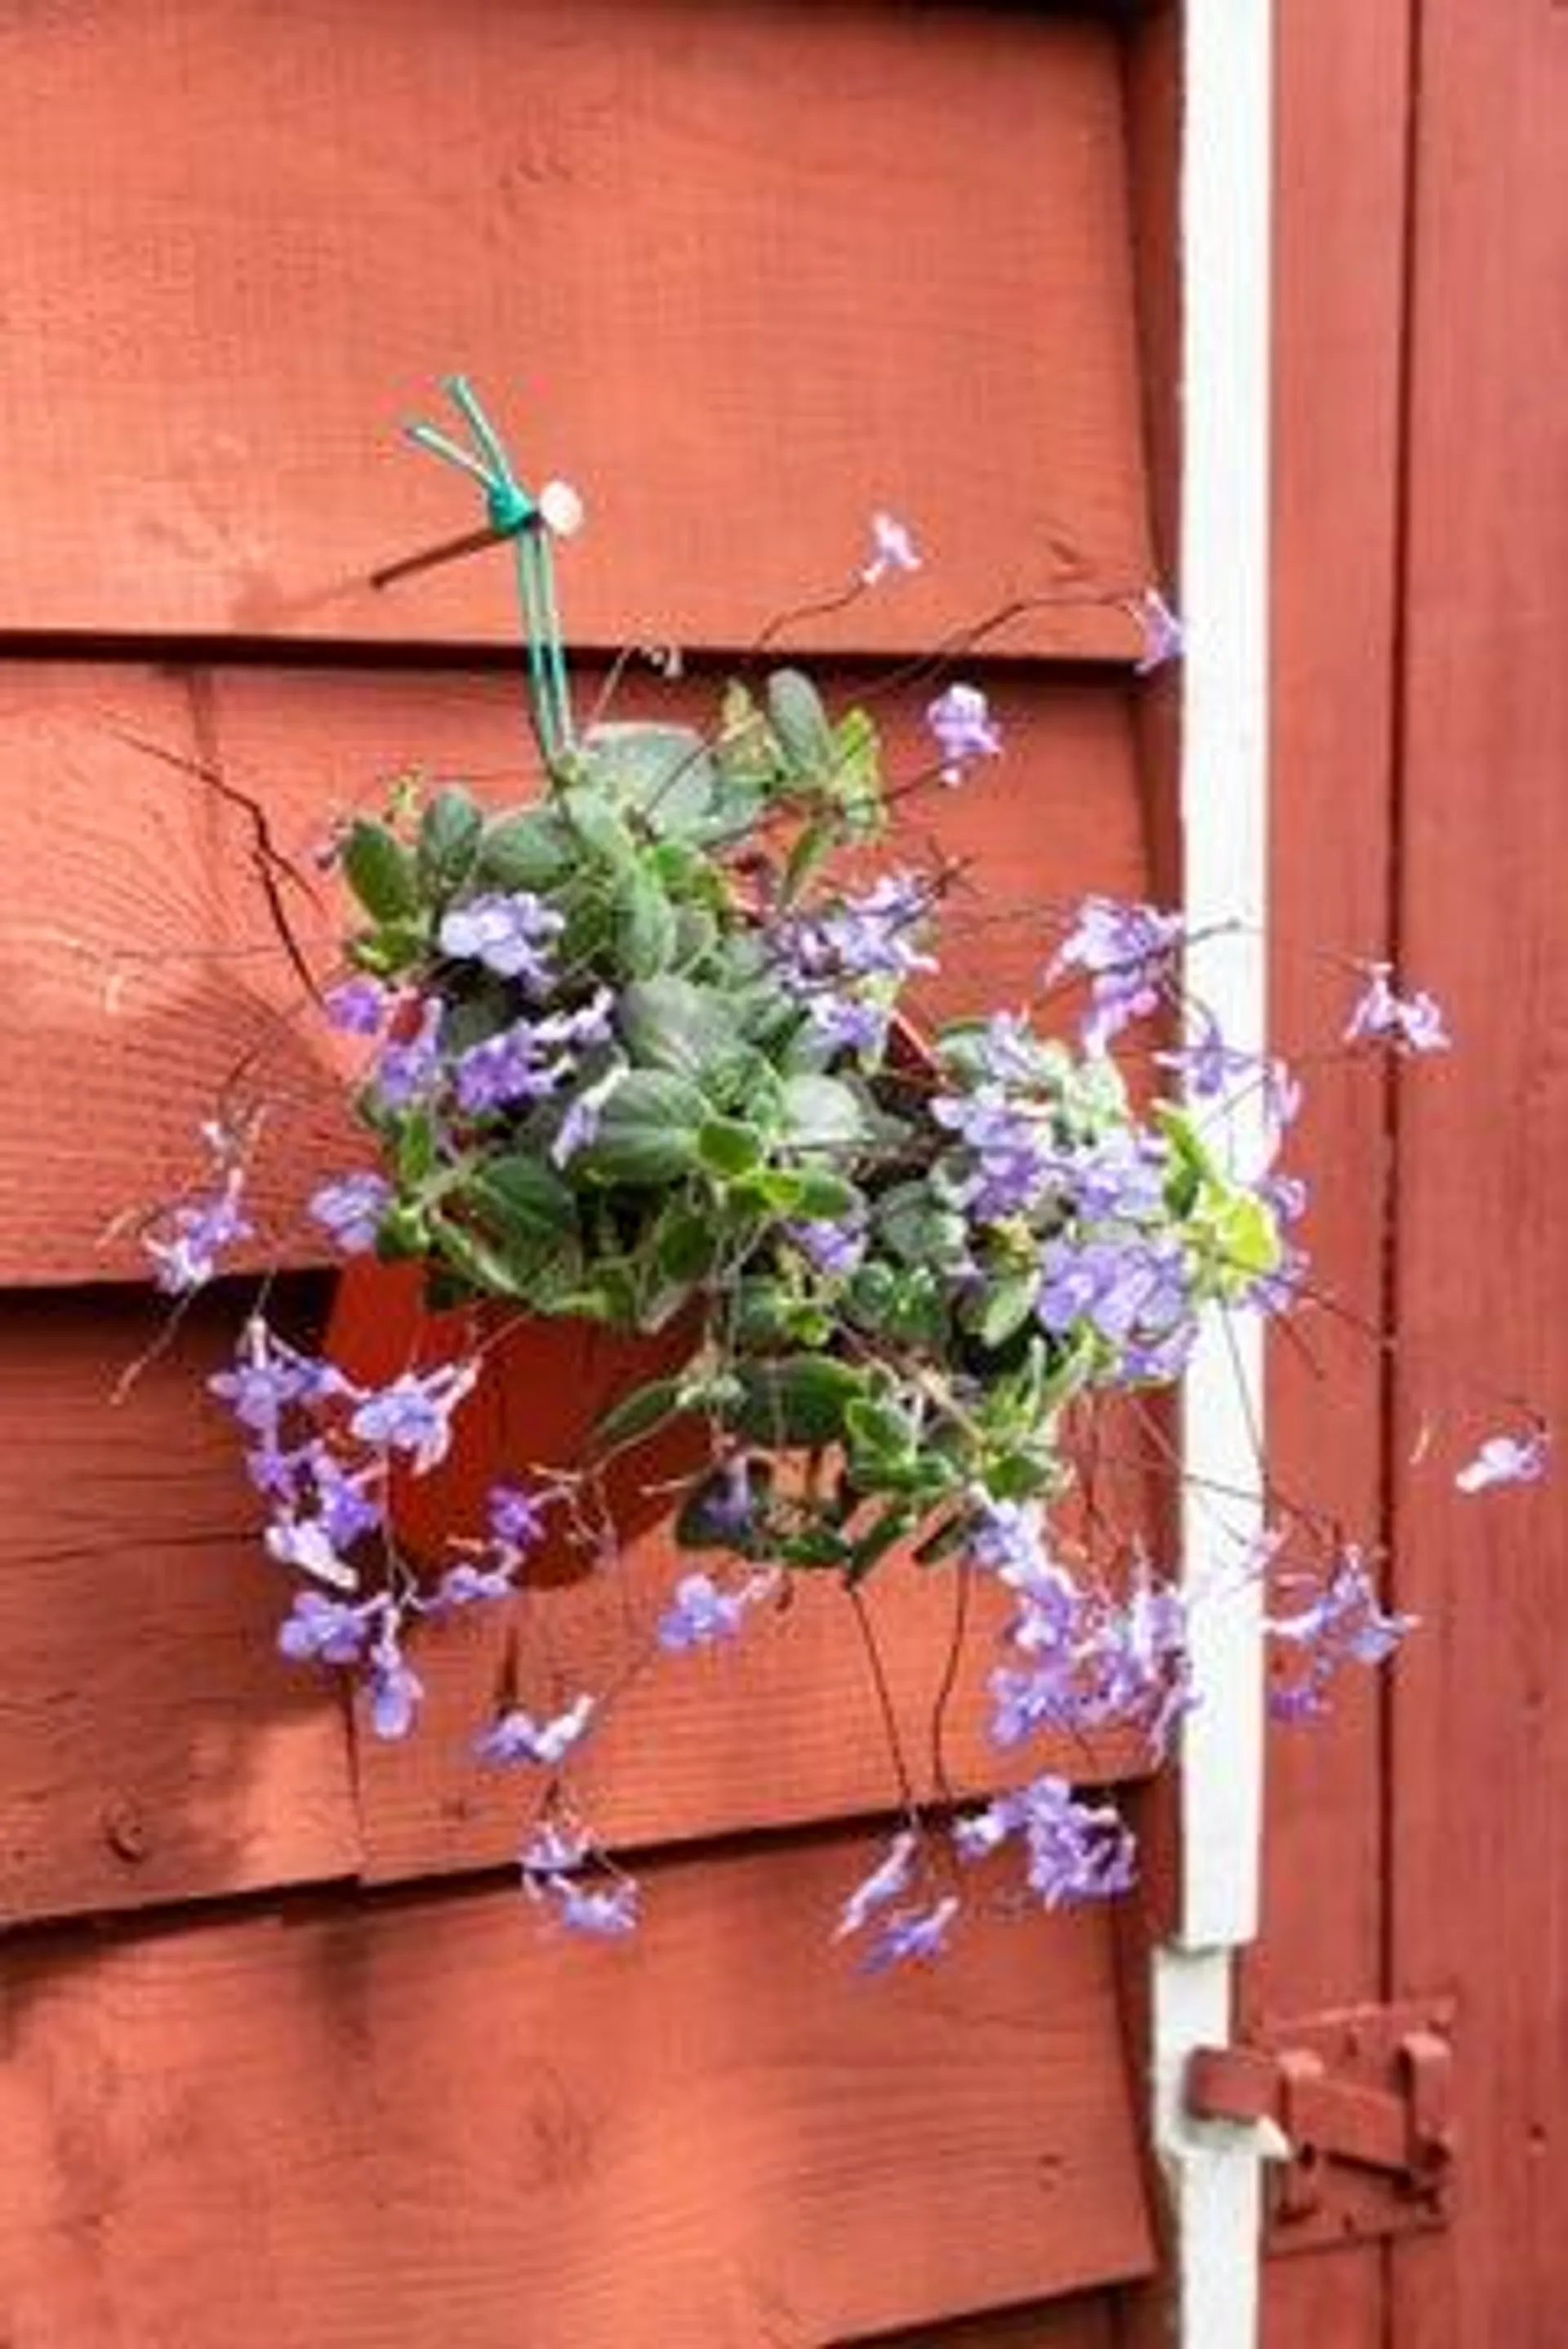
[0,0,1149,659]
[1389,4,1568,2343]
[0,664,1151,1285]
[0,1839,1156,2347]
[0,1287,1147,1928]
[0,1290,362,1926]
[1251,11,1414,2342]
[852,2291,1118,2347]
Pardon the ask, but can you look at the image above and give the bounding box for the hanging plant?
[143,383,1548,1965]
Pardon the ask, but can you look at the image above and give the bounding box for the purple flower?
[372,998,444,1109]
[787,1218,867,1279]
[454,1023,568,1117]
[834,1829,919,1941]
[550,1089,604,1168]
[861,1897,961,1972]
[365,1616,424,1741]
[1049,896,1183,1054]
[264,1513,360,1591]
[1455,1430,1549,1494]
[697,1456,756,1541]
[488,1482,554,1553]
[309,1170,393,1255]
[542,1874,640,1940]
[144,1170,253,1295]
[475,1694,596,1769]
[323,976,389,1036]
[428,1558,516,1611]
[1037,1236,1189,1352]
[209,1316,327,1437]
[777,873,936,992]
[519,1819,594,1878]
[657,1571,750,1653]
[955,1779,1134,1906]
[860,510,921,586]
[926,683,1002,782]
[349,1361,479,1476]
[438,891,564,988]
[1344,964,1450,1054]
[932,1083,1054,1219]
[1131,586,1185,675]
[1267,1547,1417,1718]
[808,994,889,1059]
[277,1590,377,1665]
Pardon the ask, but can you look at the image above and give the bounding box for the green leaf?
[697,1118,765,1179]
[577,1069,708,1186]
[728,1356,866,1447]
[973,1269,1039,1351]
[581,722,721,840]
[556,785,642,878]
[617,977,743,1081]
[828,706,884,836]
[342,819,420,923]
[427,1210,525,1297]
[477,807,573,891]
[778,1072,872,1152]
[416,787,483,900]
[655,1207,720,1285]
[592,1375,690,1452]
[875,1180,969,1267]
[844,1396,917,1463]
[615,867,680,978]
[469,1154,578,1247]
[766,670,835,780]
[394,1109,439,1189]
[791,1169,862,1219]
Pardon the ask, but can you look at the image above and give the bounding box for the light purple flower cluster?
[787,1215,868,1280]
[861,510,921,587]
[1266,1547,1418,1720]
[931,1083,1055,1219]
[521,1824,640,1942]
[476,1692,596,1768]
[926,682,1002,784]
[372,997,445,1110]
[1344,964,1450,1054]
[144,1164,253,1295]
[973,1504,1192,1762]
[773,872,937,1058]
[1049,895,1184,1054]
[437,889,565,988]
[454,988,615,1119]
[1037,1232,1195,1380]
[1454,1429,1549,1494]
[309,1170,393,1255]
[954,1775,1138,1906]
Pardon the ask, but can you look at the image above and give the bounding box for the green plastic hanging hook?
[403,377,578,766]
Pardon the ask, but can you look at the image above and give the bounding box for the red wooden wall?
[0,7,1177,2345]
[1259,3,1568,2345]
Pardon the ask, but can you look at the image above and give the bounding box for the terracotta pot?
[324,1258,706,1585]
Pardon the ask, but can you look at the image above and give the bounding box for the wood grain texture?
[0,665,1150,1285]
[0,0,1150,658]
[1253,13,1414,2339]
[0,1290,361,1927]
[853,2290,1118,2347]
[1389,3,1568,2342]
[0,1287,1147,1928]
[0,1839,1156,2347]
[1253,0,1412,2021]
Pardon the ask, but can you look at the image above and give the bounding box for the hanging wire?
[402,377,578,765]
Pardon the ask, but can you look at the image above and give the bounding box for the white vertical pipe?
[1151,2,1275,2342]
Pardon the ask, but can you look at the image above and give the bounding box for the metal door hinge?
[1184,1998,1455,2253]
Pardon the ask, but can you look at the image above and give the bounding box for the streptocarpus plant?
[143,383,1548,1965]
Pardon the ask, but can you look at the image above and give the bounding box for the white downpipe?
[1152,2,1275,2344]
